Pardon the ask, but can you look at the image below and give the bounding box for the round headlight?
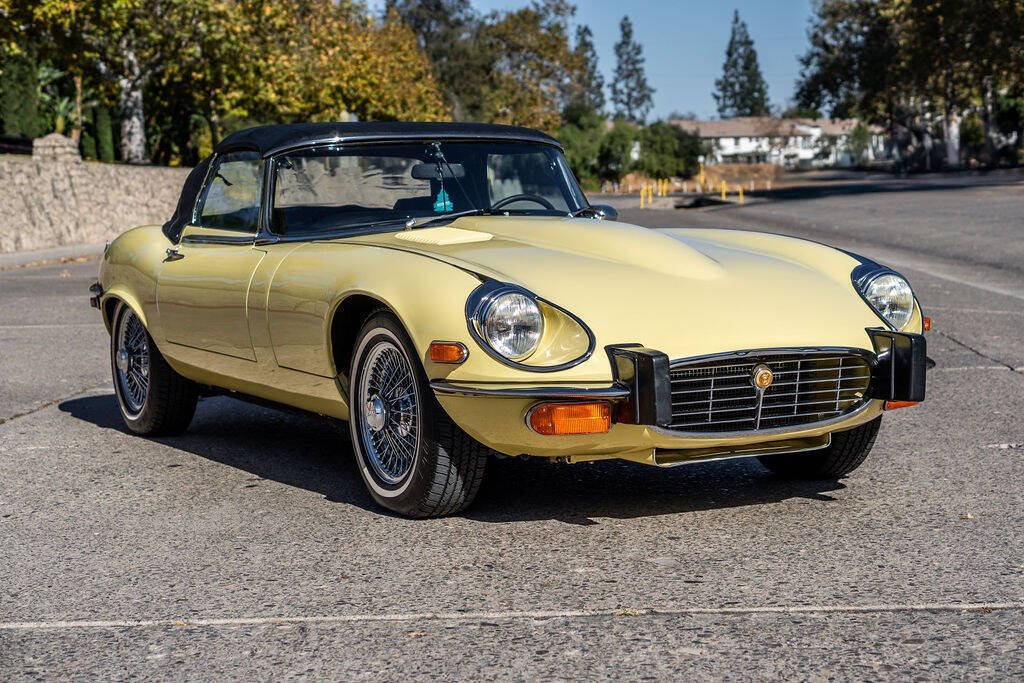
[864,273,914,329]
[482,292,543,360]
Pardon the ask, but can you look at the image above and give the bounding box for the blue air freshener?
[433,188,454,213]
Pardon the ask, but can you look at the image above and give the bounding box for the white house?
[671,117,887,168]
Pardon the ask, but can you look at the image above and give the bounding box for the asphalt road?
[2,172,1023,679]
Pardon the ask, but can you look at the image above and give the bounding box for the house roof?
[670,116,880,139]
[216,122,561,158]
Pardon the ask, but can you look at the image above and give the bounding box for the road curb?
[0,241,105,271]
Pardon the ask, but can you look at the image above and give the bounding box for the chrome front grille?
[668,351,872,433]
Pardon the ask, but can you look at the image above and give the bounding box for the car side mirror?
[590,204,618,221]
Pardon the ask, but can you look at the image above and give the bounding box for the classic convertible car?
[91,122,929,517]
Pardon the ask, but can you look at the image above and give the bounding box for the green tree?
[846,121,871,161]
[566,25,604,113]
[473,0,580,132]
[796,1,901,120]
[384,0,485,118]
[610,16,654,124]
[797,0,1024,169]
[713,10,769,117]
[598,120,638,182]
[0,48,42,137]
[558,103,604,188]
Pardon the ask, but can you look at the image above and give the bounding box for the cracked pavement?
[2,173,1023,679]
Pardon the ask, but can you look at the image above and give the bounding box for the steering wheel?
[490,193,557,211]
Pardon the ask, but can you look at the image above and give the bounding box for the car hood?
[347,216,883,360]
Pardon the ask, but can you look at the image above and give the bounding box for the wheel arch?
[328,292,405,381]
[100,288,149,334]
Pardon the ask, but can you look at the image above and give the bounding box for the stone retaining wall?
[0,136,190,253]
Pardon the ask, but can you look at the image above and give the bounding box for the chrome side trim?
[182,234,257,246]
[429,379,628,399]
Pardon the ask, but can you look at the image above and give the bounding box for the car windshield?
[270,141,588,236]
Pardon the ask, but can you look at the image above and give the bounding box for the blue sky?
[369,1,813,120]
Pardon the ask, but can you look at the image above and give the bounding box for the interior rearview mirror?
[411,163,466,180]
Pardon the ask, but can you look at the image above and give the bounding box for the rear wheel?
[110,302,198,435]
[758,417,881,479]
[348,312,488,517]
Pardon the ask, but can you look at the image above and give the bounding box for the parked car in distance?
[92,122,930,517]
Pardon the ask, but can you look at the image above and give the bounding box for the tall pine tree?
[568,25,604,113]
[610,16,654,124]
[713,10,769,117]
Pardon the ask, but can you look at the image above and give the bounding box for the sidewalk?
[0,242,105,271]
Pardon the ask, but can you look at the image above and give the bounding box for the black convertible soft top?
[162,121,561,242]
[215,121,561,157]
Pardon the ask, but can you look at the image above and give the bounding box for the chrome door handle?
[164,248,184,262]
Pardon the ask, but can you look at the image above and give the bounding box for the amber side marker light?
[885,400,919,410]
[923,316,932,331]
[428,341,468,364]
[529,402,611,435]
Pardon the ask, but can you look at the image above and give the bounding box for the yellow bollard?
[739,185,744,204]
[720,180,726,200]
[639,187,645,209]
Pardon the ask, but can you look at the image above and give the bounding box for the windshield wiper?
[569,206,603,218]
[403,208,494,230]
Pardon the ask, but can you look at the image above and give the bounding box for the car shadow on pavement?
[59,393,847,523]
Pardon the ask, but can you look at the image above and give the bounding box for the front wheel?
[348,312,488,517]
[110,302,198,435]
[758,417,881,479]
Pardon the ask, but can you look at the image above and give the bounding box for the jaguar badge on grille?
[751,364,774,390]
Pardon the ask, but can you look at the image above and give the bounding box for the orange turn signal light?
[884,400,919,411]
[428,341,468,364]
[529,402,611,435]
[923,316,931,331]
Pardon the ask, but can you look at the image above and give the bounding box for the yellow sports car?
[91,122,930,517]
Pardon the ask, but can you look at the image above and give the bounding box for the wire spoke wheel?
[115,309,150,416]
[357,339,420,486]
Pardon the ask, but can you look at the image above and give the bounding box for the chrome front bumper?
[430,331,929,465]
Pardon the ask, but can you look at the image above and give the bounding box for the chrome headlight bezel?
[465,281,594,372]
[851,262,915,331]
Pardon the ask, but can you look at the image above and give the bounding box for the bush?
[636,121,700,179]
[80,107,97,160]
[96,106,114,162]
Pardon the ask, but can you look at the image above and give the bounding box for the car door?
[157,150,266,362]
